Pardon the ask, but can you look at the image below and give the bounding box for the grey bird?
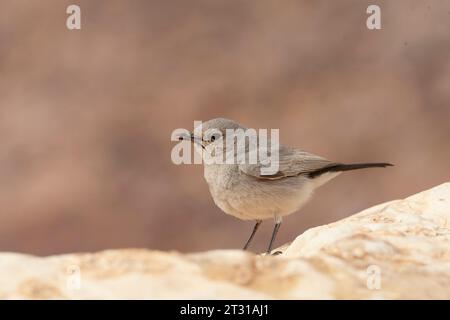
[178,118,392,254]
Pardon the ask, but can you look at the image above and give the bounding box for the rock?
[1,183,449,299]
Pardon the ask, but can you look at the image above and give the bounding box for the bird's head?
[178,118,246,149]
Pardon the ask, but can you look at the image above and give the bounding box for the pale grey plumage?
[181,117,392,253]
[239,145,333,180]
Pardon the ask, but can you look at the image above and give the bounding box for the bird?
[178,118,393,254]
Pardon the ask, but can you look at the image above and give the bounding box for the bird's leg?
[267,218,282,254]
[243,220,262,250]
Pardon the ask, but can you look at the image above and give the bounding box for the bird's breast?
[203,164,237,193]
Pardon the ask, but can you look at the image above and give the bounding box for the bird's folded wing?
[239,145,335,180]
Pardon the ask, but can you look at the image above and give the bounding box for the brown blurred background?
[0,0,449,256]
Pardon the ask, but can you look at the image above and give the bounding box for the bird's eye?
[210,134,218,142]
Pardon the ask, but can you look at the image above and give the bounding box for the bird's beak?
[177,132,192,141]
[177,132,204,147]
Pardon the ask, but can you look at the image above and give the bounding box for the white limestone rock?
[0,183,449,299]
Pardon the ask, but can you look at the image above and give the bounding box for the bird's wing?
[239,145,335,180]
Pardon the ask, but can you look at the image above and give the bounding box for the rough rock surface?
[1,183,449,299]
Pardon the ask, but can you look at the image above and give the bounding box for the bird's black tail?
[308,162,393,178]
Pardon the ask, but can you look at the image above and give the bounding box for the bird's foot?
[261,250,283,256]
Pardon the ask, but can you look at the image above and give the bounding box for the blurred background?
[0,0,449,256]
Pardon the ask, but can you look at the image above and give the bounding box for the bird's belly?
[210,176,314,221]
